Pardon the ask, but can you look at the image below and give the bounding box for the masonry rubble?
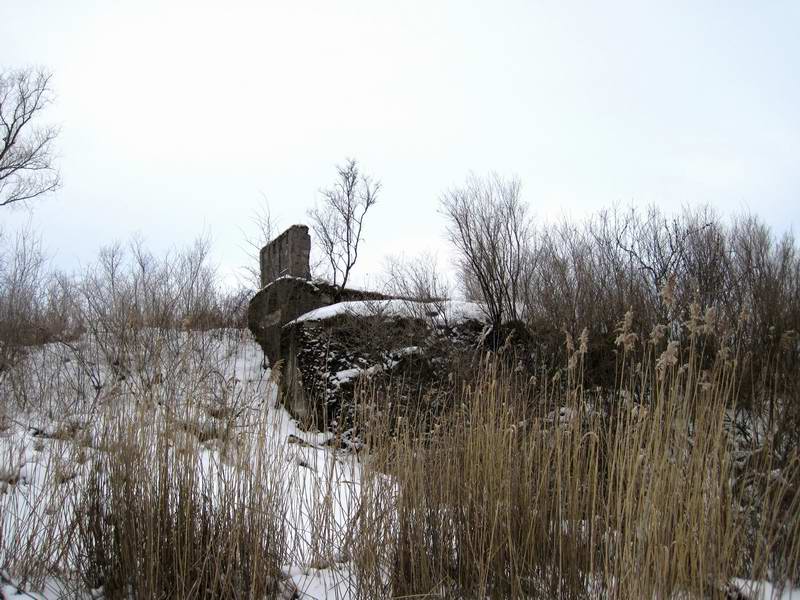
[248,225,391,368]
[248,225,496,430]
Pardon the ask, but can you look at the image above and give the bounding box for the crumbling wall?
[278,309,488,430]
[248,277,336,366]
[259,224,311,288]
[248,276,391,367]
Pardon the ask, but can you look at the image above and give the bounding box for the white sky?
[2,0,799,288]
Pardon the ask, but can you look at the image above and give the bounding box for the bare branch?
[440,172,534,335]
[238,194,277,290]
[308,158,380,298]
[0,68,60,208]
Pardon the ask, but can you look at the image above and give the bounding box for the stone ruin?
[248,225,508,434]
[248,226,396,422]
[248,225,389,366]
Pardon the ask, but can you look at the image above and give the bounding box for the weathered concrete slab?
[260,224,311,287]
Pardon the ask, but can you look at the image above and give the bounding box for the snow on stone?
[333,367,362,385]
[288,298,486,327]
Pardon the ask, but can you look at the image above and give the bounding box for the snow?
[332,367,362,387]
[265,274,317,288]
[288,298,486,327]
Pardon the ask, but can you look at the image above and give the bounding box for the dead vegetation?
[0,203,798,598]
[347,308,800,598]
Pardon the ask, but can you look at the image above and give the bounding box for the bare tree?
[0,68,60,208]
[308,158,380,298]
[239,194,277,291]
[440,173,534,334]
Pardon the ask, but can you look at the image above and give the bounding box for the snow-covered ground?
[0,329,365,599]
[1,328,797,599]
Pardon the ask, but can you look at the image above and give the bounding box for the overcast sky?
[2,1,799,288]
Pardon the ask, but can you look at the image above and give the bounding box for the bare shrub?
[509,204,799,425]
[0,224,76,369]
[66,235,236,385]
[382,252,453,324]
[440,172,535,339]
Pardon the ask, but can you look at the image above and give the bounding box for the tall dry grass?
[347,306,800,599]
[1,322,293,598]
[71,401,289,599]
